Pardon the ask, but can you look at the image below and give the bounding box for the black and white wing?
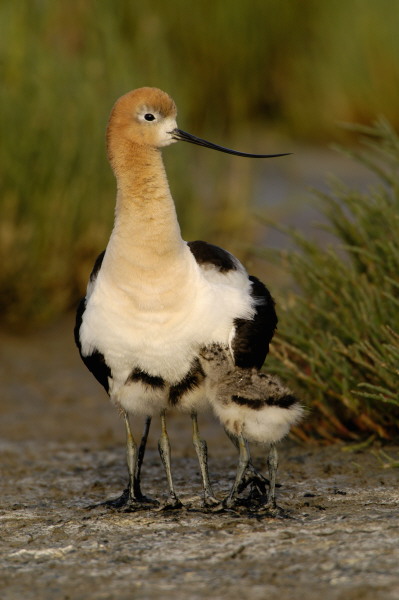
[187,240,277,370]
[74,250,111,393]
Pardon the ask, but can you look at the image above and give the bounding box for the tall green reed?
[265,119,399,441]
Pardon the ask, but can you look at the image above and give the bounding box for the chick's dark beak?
[170,128,291,159]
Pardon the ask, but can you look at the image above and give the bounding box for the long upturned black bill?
[171,128,291,159]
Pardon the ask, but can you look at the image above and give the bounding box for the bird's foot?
[87,487,159,511]
[220,477,267,511]
[257,501,289,518]
[237,469,269,497]
[220,490,289,515]
[157,492,184,511]
[220,495,257,512]
[201,493,223,512]
[203,493,221,507]
[221,494,241,511]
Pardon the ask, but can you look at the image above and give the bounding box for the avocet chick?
[199,344,303,509]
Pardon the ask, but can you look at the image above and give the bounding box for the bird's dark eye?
[144,113,155,121]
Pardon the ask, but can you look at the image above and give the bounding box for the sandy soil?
[1,318,398,600]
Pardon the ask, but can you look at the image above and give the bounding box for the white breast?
[80,246,255,386]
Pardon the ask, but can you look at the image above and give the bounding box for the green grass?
[1,1,399,327]
[266,119,399,441]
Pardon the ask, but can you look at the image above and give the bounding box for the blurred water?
[255,146,380,250]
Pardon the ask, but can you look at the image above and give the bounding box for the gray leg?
[158,411,183,509]
[119,412,157,508]
[134,416,152,499]
[124,411,138,502]
[225,429,268,497]
[95,412,156,509]
[266,443,278,509]
[223,434,250,508]
[191,412,219,507]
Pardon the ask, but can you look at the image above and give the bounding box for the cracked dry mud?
[1,318,398,600]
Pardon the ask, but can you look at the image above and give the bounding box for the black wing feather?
[188,240,277,370]
[187,240,237,272]
[232,275,278,369]
[74,250,111,393]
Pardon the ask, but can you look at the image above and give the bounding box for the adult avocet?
[75,87,289,509]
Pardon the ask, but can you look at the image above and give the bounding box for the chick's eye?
[144,113,155,121]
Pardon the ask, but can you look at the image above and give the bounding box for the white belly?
[109,378,209,416]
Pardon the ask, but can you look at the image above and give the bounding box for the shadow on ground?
[1,318,398,600]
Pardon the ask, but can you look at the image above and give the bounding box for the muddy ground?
[1,318,398,600]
